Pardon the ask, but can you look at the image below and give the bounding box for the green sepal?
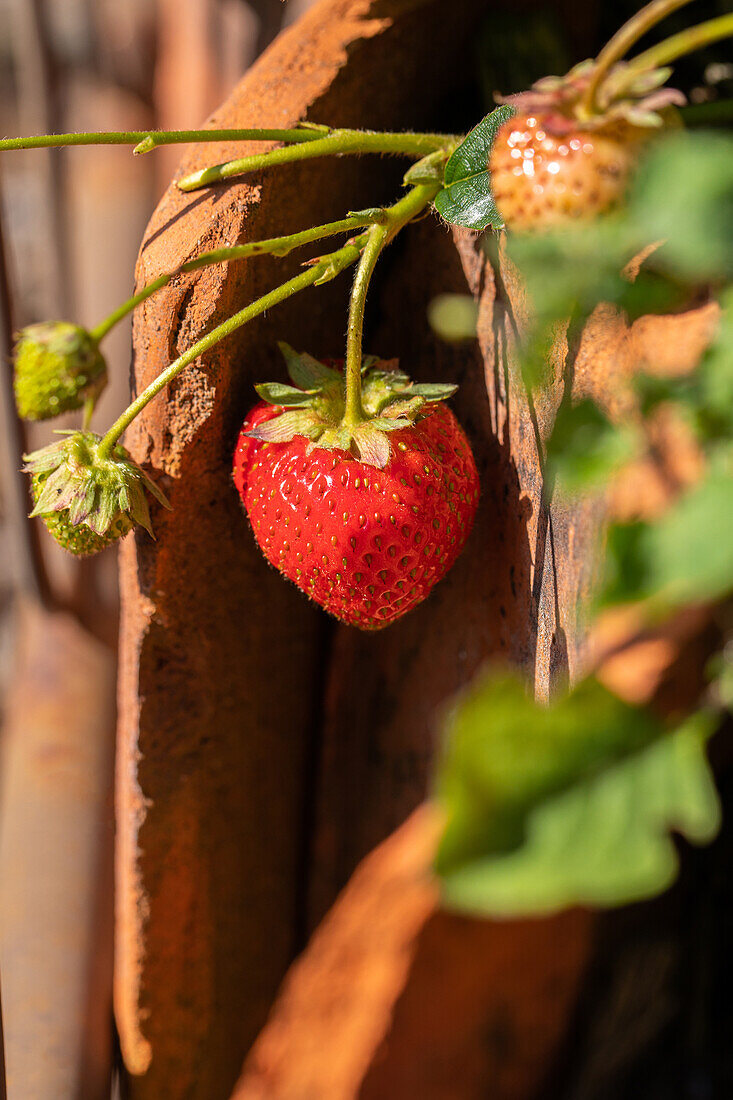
[360,354,388,374]
[126,480,156,537]
[434,105,515,231]
[403,149,450,186]
[313,257,354,286]
[352,426,391,468]
[24,429,170,553]
[255,381,317,407]
[360,367,410,414]
[346,207,389,225]
[408,382,459,400]
[248,348,460,469]
[378,395,426,419]
[277,342,341,388]
[247,409,322,442]
[369,417,414,432]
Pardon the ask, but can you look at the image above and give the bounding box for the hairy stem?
[177,130,457,191]
[0,126,456,175]
[623,12,733,75]
[582,0,695,116]
[89,214,375,342]
[82,394,96,430]
[97,238,366,459]
[342,182,440,427]
[0,126,331,152]
[343,231,390,426]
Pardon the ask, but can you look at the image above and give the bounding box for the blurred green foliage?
[433,129,733,918]
[545,398,638,494]
[436,672,719,915]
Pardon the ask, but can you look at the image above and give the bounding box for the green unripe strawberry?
[25,430,170,557]
[14,321,107,421]
[30,471,133,555]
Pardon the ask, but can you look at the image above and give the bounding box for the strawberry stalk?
[82,394,96,431]
[0,126,329,152]
[176,131,456,191]
[95,234,367,460]
[0,125,457,183]
[343,231,387,426]
[94,181,440,472]
[343,182,439,427]
[621,13,733,78]
[89,213,378,342]
[581,0,695,117]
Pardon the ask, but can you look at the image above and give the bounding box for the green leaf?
[691,288,733,443]
[433,105,514,230]
[652,471,733,604]
[434,671,720,917]
[545,398,637,494]
[601,467,733,609]
[629,133,733,282]
[508,219,632,325]
[504,133,733,393]
[277,342,341,389]
[708,646,733,714]
[633,289,733,446]
[600,521,651,608]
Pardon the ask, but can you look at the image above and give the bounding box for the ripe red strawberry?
[489,61,684,232]
[233,346,479,630]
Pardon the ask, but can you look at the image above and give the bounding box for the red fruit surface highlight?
[233,402,479,630]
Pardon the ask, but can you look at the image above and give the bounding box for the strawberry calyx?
[24,429,171,538]
[496,59,685,134]
[246,342,458,469]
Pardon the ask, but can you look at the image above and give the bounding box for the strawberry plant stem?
[96,237,367,460]
[623,12,733,76]
[0,126,455,165]
[343,230,389,425]
[0,127,327,151]
[177,131,457,191]
[89,214,376,342]
[82,395,95,430]
[582,0,695,117]
[343,182,440,427]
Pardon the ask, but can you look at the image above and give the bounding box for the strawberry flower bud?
[13,321,108,421]
[24,430,171,556]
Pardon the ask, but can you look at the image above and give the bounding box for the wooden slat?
[0,602,116,1100]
